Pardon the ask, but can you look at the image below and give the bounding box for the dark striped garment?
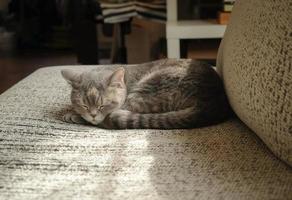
[98,0,166,23]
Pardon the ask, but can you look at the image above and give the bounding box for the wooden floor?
[0,50,78,94]
[0,47,218,94]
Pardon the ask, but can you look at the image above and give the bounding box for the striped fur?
[103,107,197,129]
[62,59,232,129]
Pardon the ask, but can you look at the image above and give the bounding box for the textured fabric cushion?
[216,0,292,166]
[0,66,291,199]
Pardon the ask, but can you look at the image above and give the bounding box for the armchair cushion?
[217,0,292,165]
[0,65,291,199]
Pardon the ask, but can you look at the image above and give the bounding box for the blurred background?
[0,0,234,93]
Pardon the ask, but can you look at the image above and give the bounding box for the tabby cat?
[61,59,232,129]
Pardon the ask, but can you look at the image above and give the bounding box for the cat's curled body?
[62,59,232,129]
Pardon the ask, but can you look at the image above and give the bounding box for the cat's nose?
[90,110,98,118]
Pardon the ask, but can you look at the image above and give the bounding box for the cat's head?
[61,68,127,125]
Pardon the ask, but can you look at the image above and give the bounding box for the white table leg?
[167,0,177,21]
[167,38,180,58]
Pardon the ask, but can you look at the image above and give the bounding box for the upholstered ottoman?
[0,64,291,200]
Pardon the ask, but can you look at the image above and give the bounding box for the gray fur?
[61,59,232,129]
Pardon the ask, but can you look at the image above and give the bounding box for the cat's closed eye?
[100,102,118,109]
[81,105,89,110]
[98,105,104,110]
[110,101,119,106]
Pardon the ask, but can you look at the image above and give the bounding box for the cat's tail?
[103,106,228,129]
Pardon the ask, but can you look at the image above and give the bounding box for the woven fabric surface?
[216,0,292,166]
[0,65,291,200]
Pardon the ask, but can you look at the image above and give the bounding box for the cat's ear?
[61,69,81,88]
[109,67,125,88]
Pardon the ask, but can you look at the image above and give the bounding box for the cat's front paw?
[63,112,86,124]
[98,110,131,129]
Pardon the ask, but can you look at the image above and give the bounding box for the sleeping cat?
[61,59,232,129]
